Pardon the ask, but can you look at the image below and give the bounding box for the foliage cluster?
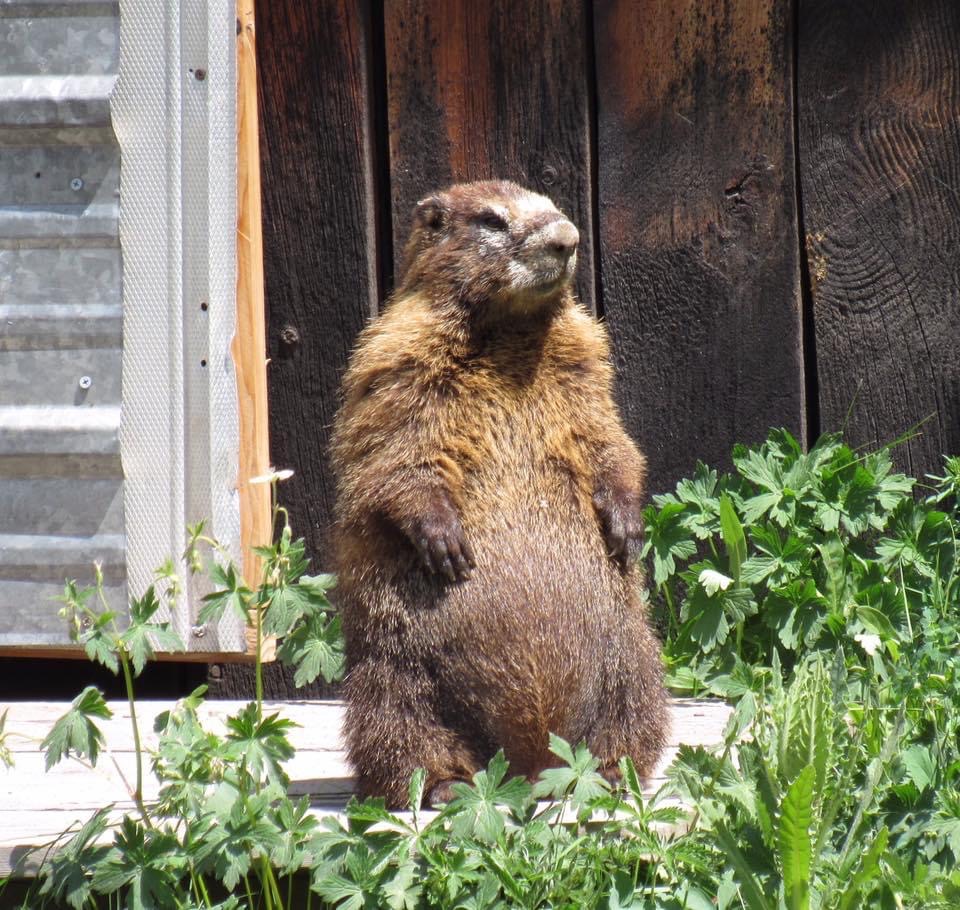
[2,436,959,908]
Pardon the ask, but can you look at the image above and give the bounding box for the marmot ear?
[414,195,446,231]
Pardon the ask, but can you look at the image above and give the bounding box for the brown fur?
[330,180,668,807]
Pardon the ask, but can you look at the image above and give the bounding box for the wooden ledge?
[0,698,731,878]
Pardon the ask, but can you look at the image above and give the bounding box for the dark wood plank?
[798,0,960,477]
[216,0,379,698]
[594,0,805,499]
[385,0,596,310]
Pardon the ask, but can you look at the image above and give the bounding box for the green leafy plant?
[8,433,960,909]
[12,469,344,909]
[642,429,958,695]
[668,647,960,908]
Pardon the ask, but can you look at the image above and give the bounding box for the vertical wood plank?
[594,0,805,498]
[385,0,596,310]
[798,0,960,476]
[216,0,379,697]
[235,0,271,602]
[256,0,378,552]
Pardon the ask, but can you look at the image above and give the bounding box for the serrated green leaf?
[719,494,747,584]
[740,554,778,585]
[546,732,575,766]
[383,856,421,910]
[486,853,525,903]
[314,872,365,910]
[199,562,251,624]
[262,582,313,637]
[736,447,782,493]
[300,572,337,594]
[687,593,730,653]
[121,587,185,674]
[41,687,111,770]
[854,605,898,642]
[224,703,296,785]
[742,490,786,525]
[37,807,112,909]
[900,744,935,793]
[643,502,698,585]
[764,580,828,652]
[128,585,161,625]
[276,613,345,687]
[780,657,833,795]
[532,737,608,812]
[90,817,182,908]
[779,764,814,910]
[81,621,120,675]
[619,755,644,803]
[445,751,531,842]
[671,461,722,539]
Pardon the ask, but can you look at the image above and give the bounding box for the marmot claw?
[407,500,476,583]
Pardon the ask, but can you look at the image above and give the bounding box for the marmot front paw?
[404,497,476,583]
[592,485,643,566]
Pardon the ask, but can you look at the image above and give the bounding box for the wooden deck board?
[1,698,731,878]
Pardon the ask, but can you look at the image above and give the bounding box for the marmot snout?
[332,180,668,807]
[511,216,579,296]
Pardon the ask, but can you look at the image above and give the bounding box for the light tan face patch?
[507,191,560,224]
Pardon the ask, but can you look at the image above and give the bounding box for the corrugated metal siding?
[0,1,125,645]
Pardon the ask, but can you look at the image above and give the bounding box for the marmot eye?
[478,212,508,232]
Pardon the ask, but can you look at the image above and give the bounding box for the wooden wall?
[214,0,960,697]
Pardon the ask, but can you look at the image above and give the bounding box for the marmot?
[331,180,667,807]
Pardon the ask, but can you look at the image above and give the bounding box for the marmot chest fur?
[331,180,667,807]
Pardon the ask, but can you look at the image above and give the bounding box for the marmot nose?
[544,219,579,260]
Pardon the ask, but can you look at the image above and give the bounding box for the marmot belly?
[343,456,631,752]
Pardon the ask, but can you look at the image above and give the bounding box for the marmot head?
[399,181,579,312]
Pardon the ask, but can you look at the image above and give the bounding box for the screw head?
[70,177,84,191]
[192,624,207,639]
[78,375,92,389]
[194,68,207,81]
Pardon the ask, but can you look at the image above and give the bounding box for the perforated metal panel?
[0,0,245,653]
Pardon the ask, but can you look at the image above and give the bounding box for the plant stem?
[662,584,679,638]
[253,479,283,721]
[189,871,209,908]
[263,856,285,910]
[898,563,914,642]
[255,594,264,718]
[708,537,720,561]
[260,856,275,910]
[118,647,151,826]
